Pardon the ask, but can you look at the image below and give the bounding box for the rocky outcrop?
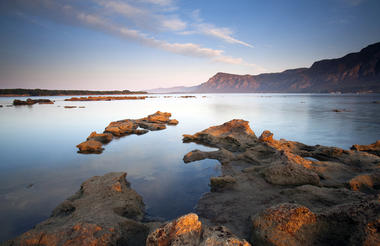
[351,140,380,157]
[251,201,380,246]
[146,213,250,246]
[77,111,178,154]
[183,120,380,245]
[6,172,149,246]
[13,98,54,106]
[65,96,146,101]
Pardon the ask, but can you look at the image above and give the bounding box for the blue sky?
[0,0,379,90]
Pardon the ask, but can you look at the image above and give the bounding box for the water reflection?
[0,93,380,241]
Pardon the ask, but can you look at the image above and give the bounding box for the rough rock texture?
[87,131,113,144]
[251,203,317,246]
[77,139,104,154]
[6,172,149,246]
[146,213,250,246]
[13,98,54,106]
[77,111,178,154]
[351,140,380,157]
[183,120,380,245]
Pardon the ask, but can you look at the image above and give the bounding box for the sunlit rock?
[6,172,148,246]
[146,213,249,246]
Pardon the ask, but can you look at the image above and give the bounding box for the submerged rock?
[77,111,178,154]
[6,172,149,246]
[146,213,250,246]
[182,120,380,244]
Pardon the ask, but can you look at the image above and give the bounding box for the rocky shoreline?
[65,96,147,101]
[13,98,54,106]
[5,119,380,245]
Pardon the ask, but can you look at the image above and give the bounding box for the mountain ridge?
[149,42,380,93]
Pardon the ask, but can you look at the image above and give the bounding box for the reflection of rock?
[64,106,77,108]
[13,98,54,106]
[78,111,178,154]
[351,140,380,157]
[146,213,250,246]
[6,173,149,246]
[183,120,380,244]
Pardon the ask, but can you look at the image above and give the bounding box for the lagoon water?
[0,93,380,242]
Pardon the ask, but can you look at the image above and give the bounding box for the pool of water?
[0,93,380,242]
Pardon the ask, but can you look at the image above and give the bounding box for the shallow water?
[0,93,380,242]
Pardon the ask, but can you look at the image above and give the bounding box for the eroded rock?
[182,120,380,244]
[251,203,317,246]
[77,139,104,154]
[351,140,380,157]
[77,111,178,154]
[87,131,113,144]
[6,172,149,246]
[146,213,250,246]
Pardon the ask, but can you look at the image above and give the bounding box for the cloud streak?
[4,0,261,70]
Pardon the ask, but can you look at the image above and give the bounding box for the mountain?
[150,42,380,93]
[147,85,199,93]
[196,42,380,93]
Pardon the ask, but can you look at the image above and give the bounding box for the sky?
[0,0,379,91]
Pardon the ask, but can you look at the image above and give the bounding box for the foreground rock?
[13,98,54,106]
[6,172,149,246]
[146,213,250,246]
[77,111,178,154]
[183,119,380,245]
[65,96,146,101]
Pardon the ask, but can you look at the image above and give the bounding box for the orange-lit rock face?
[252,203,317,246]
[182,119,380,245]
[183,119,257,152]
[87,131,113,144]
[146,213,250,246]
[349,173,380,192]
[7,172,148,246]
[351,140,380,157]
[77,111,178,154]
[76,139,103,154]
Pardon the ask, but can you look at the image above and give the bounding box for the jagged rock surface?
[146,213,250,246]
[5,172,149,246]
[183,119,380,245]
[77,111,178,154]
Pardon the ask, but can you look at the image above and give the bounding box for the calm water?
[0,93,380,242]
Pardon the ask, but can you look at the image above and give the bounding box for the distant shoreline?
[0,89,147,97]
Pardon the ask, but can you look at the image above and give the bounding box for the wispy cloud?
[4,0,261,70]
[183,9,254,48]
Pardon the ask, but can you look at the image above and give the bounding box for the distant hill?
[0,89,147,97]
[146,85,199,93]
[152,42,380,93]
